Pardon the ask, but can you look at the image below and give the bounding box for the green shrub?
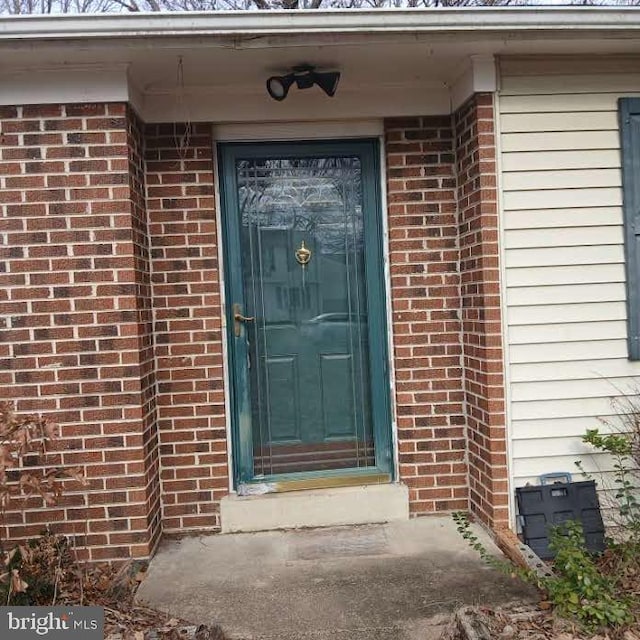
[545,520,632,630]
[455,390,640,632]
[579,427,640,543]
[452,514,632,632]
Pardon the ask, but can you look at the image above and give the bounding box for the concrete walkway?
[136,518,537,640]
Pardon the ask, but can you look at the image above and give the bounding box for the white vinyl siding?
[498,58,640,488]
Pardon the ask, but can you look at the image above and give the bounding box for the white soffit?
[141,83,450,123]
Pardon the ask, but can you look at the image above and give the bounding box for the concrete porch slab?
[136,517,538,640]
[220,483,409,533]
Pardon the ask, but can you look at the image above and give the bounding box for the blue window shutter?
[619,98,640,361]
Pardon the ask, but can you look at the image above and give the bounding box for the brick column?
[384,117,468,516]
[0,103,161,560]
[454,94,509,528]
[144,124,228,533]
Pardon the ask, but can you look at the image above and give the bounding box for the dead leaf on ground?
[10,569,28,593]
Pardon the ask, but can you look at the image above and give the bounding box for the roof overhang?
[1,8,640,123]
[2,7,640,40]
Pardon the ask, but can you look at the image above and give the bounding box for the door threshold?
[238,471,391,495]
[221,482,409,534]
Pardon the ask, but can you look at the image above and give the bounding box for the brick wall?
[384,116,468,516]
[0,103,161,560]
[385,103,508,525]
[454,94,509,528]
[1,99,507,559]
[144,124,228,533]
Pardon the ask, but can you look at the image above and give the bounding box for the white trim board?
[0,66,129,106]
[450,55,498,111]
[210,121,395,491]
[4,8,640,42]
[212,119,383,141]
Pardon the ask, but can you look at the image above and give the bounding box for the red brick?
[1,102,161,562]
[384,114,467,516]
[453,94,508,529]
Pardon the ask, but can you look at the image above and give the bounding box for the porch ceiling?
[3,7,640,95]
[2,9,640,121]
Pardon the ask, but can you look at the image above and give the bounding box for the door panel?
[265,355,299,442]
[320,354,354,438]
[220,141,390,485]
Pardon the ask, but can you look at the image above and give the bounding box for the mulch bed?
[448,604,640,640]
[4,535,229,640]
[86,562,229,640]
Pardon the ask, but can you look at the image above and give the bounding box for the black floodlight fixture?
[313,69,341,97]
[266,73,296,102]
[266,65,341,102]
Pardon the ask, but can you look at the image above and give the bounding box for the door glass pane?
[236,156,375,476]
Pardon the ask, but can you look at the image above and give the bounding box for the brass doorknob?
[233,303,255,337]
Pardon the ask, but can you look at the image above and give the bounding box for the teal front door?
[219,140,392,492]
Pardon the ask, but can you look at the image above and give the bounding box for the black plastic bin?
[515,479,606,560]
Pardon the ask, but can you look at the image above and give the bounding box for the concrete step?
[220,483,409,533]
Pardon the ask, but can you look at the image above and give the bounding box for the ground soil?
[458,603,640,640]
[92,562,230,640]
[4,535,229,640]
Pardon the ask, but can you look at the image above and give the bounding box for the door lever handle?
[233,303,255,337]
